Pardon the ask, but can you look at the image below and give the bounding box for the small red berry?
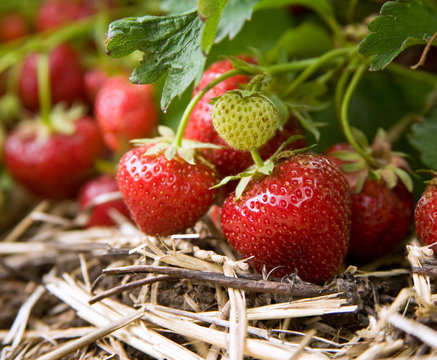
[4,117,104,199]
[325,143,413,262]
[79,174,131,227]
[415,179,437,250]
[95,76,158,152]
[18,44,86,110]
[117,144,219,236]
[84,68,109,103]
[0,13,29,43]
[36,0,94,32]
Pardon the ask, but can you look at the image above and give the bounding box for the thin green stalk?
[285,47,354,95]
[37,52,52,130]
[335,60,357,118]
[250,149,264,168]
[262,58,318,74]
[340,62,377,167]
[173,68,242,147]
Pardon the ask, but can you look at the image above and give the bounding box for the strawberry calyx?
[131,125,223,165]
[416,169,437,186]
[47,102,87,135]
[211,134,312,199]
[328,129,413,193]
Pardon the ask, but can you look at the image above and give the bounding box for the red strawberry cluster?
[1,1,431,288]
[1,0,158,228]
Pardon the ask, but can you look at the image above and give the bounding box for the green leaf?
[290,107,320,141]
[181,139,224,149]
[235,175,253,199]
[354,172,367,194]
[381,167,397,189]
[106,11,206,111]
[393,167,414,192]
[157,125,176,137]
[177,148,196,164]
[330,150,363,162]
[161,0,196,13]
[341,162,366,173]
[210,171,254,189]
[258,160,274,175]
[359,0,437,71]
[255,0,334,16]
[199,0,230,54]
[146,142,170,156]
[265,22,333,61]
[215,0,260,42]
[409,106,437,170]
[165,145,178,160]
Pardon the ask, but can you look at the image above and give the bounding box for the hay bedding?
[1,199,437,360]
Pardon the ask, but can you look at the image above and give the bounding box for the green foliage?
[409,105,437,170]
[198,0,230,54]
[265,22,333,61]
[106,11,205,111]
[255,0,333,16]
[359,0,437,71]
[215,0,260,43]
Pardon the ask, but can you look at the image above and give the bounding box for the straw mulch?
[1,198,437,360]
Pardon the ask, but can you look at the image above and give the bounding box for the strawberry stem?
[264,58,319,74]
[284,47,354,95]
[173,68,243,148]
[340,62,378,167]
[37,52,52,130]
[250,149,265,168]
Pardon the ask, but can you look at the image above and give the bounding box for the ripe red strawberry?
[0,12,29,43]
[18,44,86,110]
[415,179,437,250]
[221,154,351,284]
[95,76,158,152]
[36,0,94,32]
[84,68,109,103]
[185,59,305,178]
[79,174,131,227]
[4,116,104,199]
[325,143,413,262]
[117,144,219,236]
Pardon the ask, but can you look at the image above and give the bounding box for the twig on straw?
[89,275,172,304]
[102,265,327,297]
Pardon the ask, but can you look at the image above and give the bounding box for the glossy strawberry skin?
[221,154,351,284]
[117,144,219,236]
[95,76,158,152]
[4,117,104,199]
[415,183,437,250]
[18,44,86,110]
[325,143,413,262]
[79,174,131,227]
[36,0,94,32]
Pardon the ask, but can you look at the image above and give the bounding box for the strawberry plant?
[4,1,437,359]
[2,0,437,292]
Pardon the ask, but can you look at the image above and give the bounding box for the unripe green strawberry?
[211,90,279,151]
